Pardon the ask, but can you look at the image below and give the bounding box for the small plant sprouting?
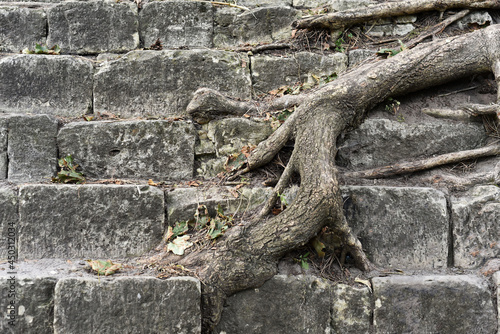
[296,252,310,270]
[22,43,61,55]
[277,192,288,210]
[335,37,345,53]
[52,155,85,184]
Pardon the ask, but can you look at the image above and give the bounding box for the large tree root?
[177,18,500,334]
[293,0,500,30]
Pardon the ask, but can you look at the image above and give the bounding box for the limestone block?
[46,0,139,54]
[58,120,196,180]
[343,186,448,269]
[0,276,57,334]
[7,114,58,182]
[0,5,47,52]
[54,277,201,334]
[373,275,496,334]
[214,6,301,47]
[251,52,348,93]
[93,49,251,117]
[494,271,500,332]
[457,11,492,30]
[367,23,415,37]
[215,275,332,333]
[331,284,371,334]
[18,184,164,259]
[337,119,487,169]
[329,0,377,11]
[452,186,500,268]
[139,1,213,49]
[0,186,18,260]
[206,118,273,156]
[165,186,272,225]
[348,49,374,67]
[0,54,94,116]
[0,117,7,179]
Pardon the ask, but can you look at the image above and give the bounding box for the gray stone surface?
[215,275,332,333]
[0,54,94,116]
[94,49,251,117]
[46,0,139,54]
[457,10,492,30]
[337,118,488,169]
[58,120,196,180]
[18,184,164,259]
[331,284,371,334]
[251,52,348,93]
[0,186,18,260]
[238,0,292,7]
[494,271,500,332]
[213,6,300,47]
[348,49,374,67]
[373,275,497,334]
[452,185,500,268]
[206,118,273,156]
[166,186,272,225]
[0,276,57,334]
[0,117,7,179]
[7,114,58,182]
[343,186,448,269]
[54,276,201,334]
[0,5,47,52]
[140,1,213,49]
[367,23,415,37]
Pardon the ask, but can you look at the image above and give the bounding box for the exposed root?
[256,151,297,219]
[424,160,500,190]
[293,0,500,30]
[344,143,500,179]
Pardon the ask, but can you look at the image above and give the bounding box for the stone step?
[0,1,300,54]
[2,265,497,334]
[2,183,498,269]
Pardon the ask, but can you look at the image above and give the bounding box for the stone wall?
[0,0,499,333]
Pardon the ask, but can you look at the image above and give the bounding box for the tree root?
[344,143,500,179]
[423,103,500,121]
[293,0,500,30]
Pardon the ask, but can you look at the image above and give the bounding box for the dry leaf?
[164,226,174,242]
[229,188,239,198]
[148,179,159,186]
[354,277,372,293]
[188,180,200,187]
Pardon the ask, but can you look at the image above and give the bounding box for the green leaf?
[172,221,189,237]
[207,218,228,239]
[301,260,309,270]
[224,152,247,172]
[195,205,210,230]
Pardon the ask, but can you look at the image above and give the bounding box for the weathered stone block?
[0,117,7,179]
[94,49,251,117]
[46,0,139,54]
[214,6,301,47]
[206,118,273,156]
[494,271,500,331]
[166,186,272,225]
[18,184,164,258]
[0,186,18,260]
[367,23,415,37]
[0,55,94,116]
[0,5,47,52]
[140,1,213,48]
[331,284,371,334]
[238,0,292,7]
[0,276,57,334]
[251,52,348,93]
[7,114,58,182]
[337,119,487,169]
[452,185,500,268]
[54,276,201,334]
[373,275,496,334]
[215,275,332,333]
[348,49,374,67]
[58,120,196,180]
[343,186,448,269]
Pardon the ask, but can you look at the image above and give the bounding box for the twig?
[344,143,500,179]
[406,9,470,49]
[234,43,291,53]
[190,0,250,11]
[438,86,478,97]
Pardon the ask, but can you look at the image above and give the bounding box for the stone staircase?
[1,0,499,333]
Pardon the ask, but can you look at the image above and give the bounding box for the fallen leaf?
[164,226,174,242]
[87,259,122,276]
[148,179,159,186]
[167,235,193,255]
[354,277,372,293]
[312,237,326,258]
[188,180,200,187]
[229,188,239,198]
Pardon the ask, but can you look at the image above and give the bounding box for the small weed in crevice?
[52,155,85,184]
[22,43,61,55]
